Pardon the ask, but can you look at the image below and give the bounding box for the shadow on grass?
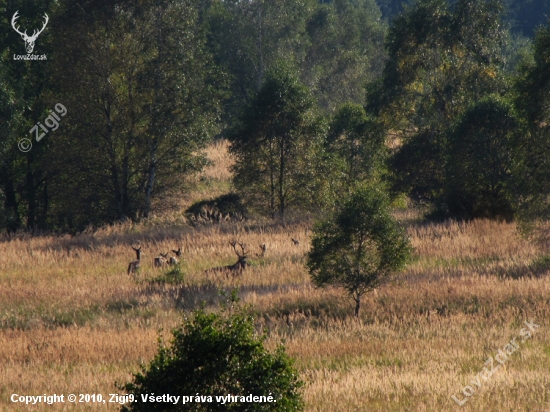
[496,255,550,279]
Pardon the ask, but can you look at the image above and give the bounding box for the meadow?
[1,141,549,411]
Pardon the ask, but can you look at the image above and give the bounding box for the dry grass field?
[1,141,550,411]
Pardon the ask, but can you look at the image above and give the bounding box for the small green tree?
[306,186,411,317]
[120,301,304,411]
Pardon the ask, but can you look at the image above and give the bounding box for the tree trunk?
[256,7,264,90]
[143,145,157,219]
[354,296,361,317]
[269,137,276,219]
[2,171,22,232]
[278,134,286,220]
[25,158,36,229]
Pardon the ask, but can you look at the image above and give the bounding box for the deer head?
[12,11,49,54]
[230,241,248,269]
[258,243,267,257]
[131,245,142,260]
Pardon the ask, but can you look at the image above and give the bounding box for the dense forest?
[1,0,550,235]
[379,0,550,36]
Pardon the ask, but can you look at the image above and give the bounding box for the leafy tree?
[0,0,58,231]
[368,0,507,210]
[204,0,386,128]
[326,103,386,192]
[445,96,516,219]
[43,0,223,231]
[229,64,324,219]
[510,22,550,235]
[204,0,315,128]
[307,185,411,317]
[120,300,304,411]
[302,0,386,111]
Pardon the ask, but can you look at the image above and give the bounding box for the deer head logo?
[11,11,49,54]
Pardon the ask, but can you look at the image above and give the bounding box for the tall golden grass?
[0,142,549,411]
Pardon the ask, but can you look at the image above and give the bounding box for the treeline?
[377,0,550,37]
[1,0,549,234]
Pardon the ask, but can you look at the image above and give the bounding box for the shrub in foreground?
[120,301,303,411]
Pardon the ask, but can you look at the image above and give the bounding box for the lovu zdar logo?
[11,11,48,54]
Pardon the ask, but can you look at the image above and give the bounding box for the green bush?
[120,300,303,411]
[149,264,186,285]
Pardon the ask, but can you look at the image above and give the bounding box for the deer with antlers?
[127,245,142,276]
[11,11,49,54]
[205,241,249,278]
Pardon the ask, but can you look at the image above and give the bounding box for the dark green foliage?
[120,303,304,411]
[307,186,411,316]
[0,0,58,232]
[327,103,386,192]
[510,22,550,231]
[149,264,186,286]
[390,129,447,204]
[369,0,511,218]
[445,97,516,219]
[301,0,386,111]
[203,0,386,127]
[48,0,222,229]
[2,0,548,235]
[0,0,223,233]
[186,193,248,220]
[376,0,550,38]
[230,64,325,219]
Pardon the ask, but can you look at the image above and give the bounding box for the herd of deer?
[126,239,296,279]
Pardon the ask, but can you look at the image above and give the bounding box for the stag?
[12,11,49,54]
[170,247,182,265]
[127,245,142,276]
[205,241,249,278]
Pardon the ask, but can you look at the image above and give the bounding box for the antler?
[29,13,49,41]
[11,11,27,37]
[237,242,247,258]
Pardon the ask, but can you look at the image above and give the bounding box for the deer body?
[206,241,249,278]
[154,252,168,268]
[256,244,267,258]
[127,245,141,276]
